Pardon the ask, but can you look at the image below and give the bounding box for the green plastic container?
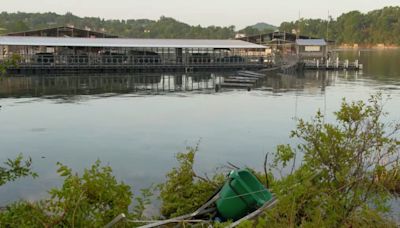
[216,169,272,221]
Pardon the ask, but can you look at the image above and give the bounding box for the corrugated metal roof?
[296,39,327,46]
[5,26,117,38]
[0,36,265,49]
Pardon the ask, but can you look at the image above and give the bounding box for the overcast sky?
[1,0,398,29]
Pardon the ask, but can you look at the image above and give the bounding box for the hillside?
[251,22,277,31]
[0,6,399,45]
[280,6,400,45]
[0,12,236,39]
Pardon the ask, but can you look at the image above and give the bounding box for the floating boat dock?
[219,70,271,89]
[0,36,269,75]
[303,59,362,71]
[0,27,364,75]
[218,63,302,89]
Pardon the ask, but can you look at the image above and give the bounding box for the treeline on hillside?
[0,6,400,44]
[0,12,236,39]
[280,6,400,45]
[237,22,277,36]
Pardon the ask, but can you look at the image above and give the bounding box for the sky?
[1,0,399,29]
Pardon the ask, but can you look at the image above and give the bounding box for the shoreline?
[336,44,400,50]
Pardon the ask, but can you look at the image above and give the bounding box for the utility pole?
[297,10,301,39]
[326,10,330,41]
[326,10,330,61]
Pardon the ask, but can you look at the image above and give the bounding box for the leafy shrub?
[257,94,400,227]
[0,160,133,227]
[0,154,37,187]
[1,94,399,227]
[159,145,225,218]
[0,53,21,75]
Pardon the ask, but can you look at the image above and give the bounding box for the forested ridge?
[280,6,400,45]
[0,6,399,45]
[0,12,236,39]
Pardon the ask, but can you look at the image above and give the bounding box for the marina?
[0,27,269,74]
[0,27,364,76]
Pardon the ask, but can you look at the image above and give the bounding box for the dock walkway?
[303,59,362,71]
[219,70,269,89]
[7,62,266,75]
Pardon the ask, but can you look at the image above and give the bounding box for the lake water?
[0,50,400,207]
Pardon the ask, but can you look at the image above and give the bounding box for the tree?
[238,26,261,36]
[1,95,399,227]
[0,154,37,187]
[0,161,140,227]
[0,54,22,75]
[159,145,225,218]
[257,94,400,227]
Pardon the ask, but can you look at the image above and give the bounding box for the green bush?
[159,145,225,218]
[0,154,36,187]
[255,94,400,227]
[0,160,133,227]
[1,94,399,227]
[0,53,21,75]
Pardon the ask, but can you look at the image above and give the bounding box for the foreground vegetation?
[1,6,400,44]
[0,94,399,227]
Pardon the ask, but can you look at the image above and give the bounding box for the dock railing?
[5,53,273,70]
[302,58,361,70]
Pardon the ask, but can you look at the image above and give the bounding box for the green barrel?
[216,169,272,221]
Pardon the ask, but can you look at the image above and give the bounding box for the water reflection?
[1,50,400,209]
[0,73,224,98]
[338,49,400,80]
[259,71,338,93]
[0,72,399,206]
[0,71,351,99]
[1,49,399,99]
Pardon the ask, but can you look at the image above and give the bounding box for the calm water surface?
[0,50,400,207]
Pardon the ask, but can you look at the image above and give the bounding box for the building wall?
[0,45,268,66]
[296,45,327,59]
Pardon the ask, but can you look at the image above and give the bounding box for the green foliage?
[238,23,276,37]
[132,187,154,220]
[159,145,225,218]
[0,154,37,186]
[0,160,134,227]
[1,94,400,227]
[0,12,236,39]
[256,94,400,227]
[0,53,22,76]
[251,22,277,31]
[280,6,400,45]
[1,7,399,44]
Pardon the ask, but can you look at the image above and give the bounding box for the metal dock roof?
[0,36,265,49]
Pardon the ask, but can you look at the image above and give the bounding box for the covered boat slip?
[0,36,268,74]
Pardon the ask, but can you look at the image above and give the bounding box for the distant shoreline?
[336,44,400,50]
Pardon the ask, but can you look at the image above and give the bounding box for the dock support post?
[355,60,359,69]
[336,57,339,69]
[316,59,319,69]
[345,60,349,69]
